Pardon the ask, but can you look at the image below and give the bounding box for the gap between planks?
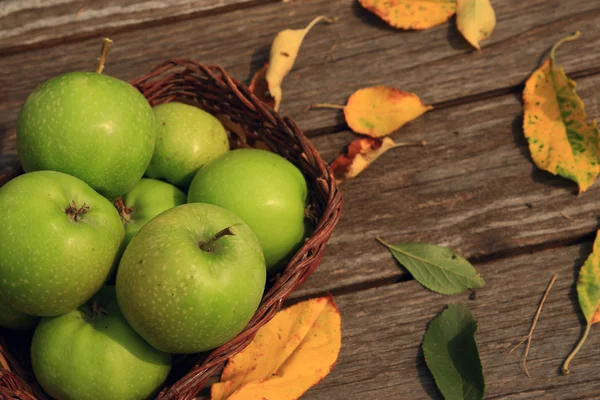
[288,229,596,302]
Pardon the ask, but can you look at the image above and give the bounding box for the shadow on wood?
[445,19,473,52]
[415,345,443,399]
[247,44,271,83]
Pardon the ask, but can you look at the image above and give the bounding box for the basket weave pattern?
[0,59,343,400]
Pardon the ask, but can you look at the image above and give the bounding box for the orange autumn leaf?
[523,31,600,194]
[343,86,432,137]
[249,62,275,109]
[265,16,336,111]
[330,136,425,182]
[309,86,431,137]
[211,296,341,400]
[358,0,456,30]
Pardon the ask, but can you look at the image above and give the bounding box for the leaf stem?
[305,103,346,111]
[550,31,580,62]
[562,322,592,375]
[376,237,392,248]
[390,140,428,148]
[96,38,113,74]
[509,274,557,377]
[305,16,338,33]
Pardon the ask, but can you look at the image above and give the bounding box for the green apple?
[145,102,229,189]
[0,299,38,330]
[0,171,124,316]
[188,149,308,270]
[116,178,186,246]
[17,72,157,198]
[116,203,266,354]
[31,286,171,400]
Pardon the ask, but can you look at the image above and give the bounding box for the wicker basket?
[0,59,343,400]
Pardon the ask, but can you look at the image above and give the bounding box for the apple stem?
[96,38,113,74]
[65,200,89,222]
[114,197,134,224]
[200,226,238,252]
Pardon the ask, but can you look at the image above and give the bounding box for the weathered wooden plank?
[0,0,599,134]
[300,242,600,399]
[279,1,600,131]
[290,72,600,298]
[0,0,268,55]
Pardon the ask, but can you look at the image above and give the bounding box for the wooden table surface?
[3,1,600,399]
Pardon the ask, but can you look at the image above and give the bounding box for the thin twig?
[509,274,558,377]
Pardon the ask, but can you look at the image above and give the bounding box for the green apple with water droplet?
[16,41,156,198]
[31,286,171,400]
[0,171,124,316]
[116,203,266,354]
[145,102,230,190]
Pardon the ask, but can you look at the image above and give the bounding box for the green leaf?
[422,304,484,400]
[377,239,485,294]
[563,229,600,374]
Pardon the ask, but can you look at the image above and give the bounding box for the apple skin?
[116,203,266,354]
[17,72,157,198]
[117,178,186,247]
[0,171,124,316]
[188,149,308,270]
[31,286,172,400]
[0,298,38,330]
[146,102,229,189]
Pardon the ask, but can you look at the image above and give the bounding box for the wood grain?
[291,72,600,298]
[0,0,599,134]
[297,241,600,399]
[280,1,600,131]
[0,0,270,55]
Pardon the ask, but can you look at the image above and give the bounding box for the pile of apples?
[0,47,309,400]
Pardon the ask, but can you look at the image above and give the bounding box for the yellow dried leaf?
[523,31,600,194]
[358,0,456,30]
[456,0,496,50]
[211,296,341,400]
[266,16,336,111]
[344,86,432,137]
[330,137,425,182]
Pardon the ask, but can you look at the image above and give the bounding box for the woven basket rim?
[0,59,343,400]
